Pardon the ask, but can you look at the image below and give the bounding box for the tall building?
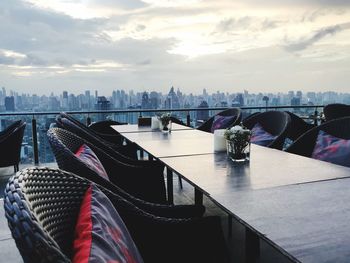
[197,100,209,122]
[5,96,15,111]
[165,86,180,109]
[95,96,111,121]
[141,92,150,109]
[149,91,159,109]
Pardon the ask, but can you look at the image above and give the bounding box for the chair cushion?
[210,115,235,133]
[75,144,109,180]
[311,130,350,167]
[251,123,277,146]
[73,184,144,263]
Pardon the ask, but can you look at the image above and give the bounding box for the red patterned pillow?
[73,184,144,263]
[75,144,109,181]
[210,115,235,133]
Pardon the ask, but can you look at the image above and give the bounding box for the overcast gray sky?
[0,0,349,95]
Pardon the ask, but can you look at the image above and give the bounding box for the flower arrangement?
[224,125,251,162]
[158,113,172,131]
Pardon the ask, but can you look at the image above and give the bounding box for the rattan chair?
[242,111,291,150]
[0,120,26,172]
[47,127,167,204]
[197,108,242,133]
[59,112,126,145]
[47,126,205,218]
[56,114,138,161]
[4,167,229,263]
[323,103,350,122]
[89,119,127,141]
[285,111,315,141]
[286,116,350,158]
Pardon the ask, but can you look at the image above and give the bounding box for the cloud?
[214,16,280,34]
[87,0,147,10]
[285,22,350,51]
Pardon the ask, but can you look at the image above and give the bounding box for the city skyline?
[0,0,349,95]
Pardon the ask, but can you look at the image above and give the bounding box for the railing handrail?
[0,104,324,166]
[0,104,325,116]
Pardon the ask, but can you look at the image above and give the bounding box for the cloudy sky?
[0,0,349,95]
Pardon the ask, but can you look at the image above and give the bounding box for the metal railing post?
[86,114,91,126]
[32,115,39,165]
[314,108,318,126]
[186,111,191,126]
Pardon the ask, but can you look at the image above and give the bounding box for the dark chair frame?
[242,111,291,150]
[47,127,205,218]
[323,103,350,122]
[4,167,229,263]
[285,111,315,141]
[47,127,167,204]
[0,120,26,172]
[286,116,350,158]
[197,108,242,133]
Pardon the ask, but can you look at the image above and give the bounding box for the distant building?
[95,96,111,121]
[141,92,150,109]
[5,96,15,111]
[165,86,180,109]
[197,100,209,122]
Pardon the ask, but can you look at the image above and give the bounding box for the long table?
[112,124,350,263]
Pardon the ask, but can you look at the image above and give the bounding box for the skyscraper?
[5,96,15,111]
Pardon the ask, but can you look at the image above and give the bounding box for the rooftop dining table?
[112,124,350,263]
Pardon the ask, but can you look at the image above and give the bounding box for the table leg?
[139,149,144,159]
[166,167,173,204]
[245,228,260,263]
[194,188,203,206]
[228,214,232,238]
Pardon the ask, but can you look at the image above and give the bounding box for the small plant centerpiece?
[158,113,172,133]
[224,124,251,162]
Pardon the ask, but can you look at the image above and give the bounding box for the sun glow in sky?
[0,0,350,95]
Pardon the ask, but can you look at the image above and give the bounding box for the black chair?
[89,119,127,142]
[197,108,242,133]
[4,167,229,263]
[56,114,138,161]
[285,111,315,141]
[0,120,26,172]
[170,116,190,127]
[286,116,350,158]
[242,111,291,150]
[323,103,350,122]
[59,112,126,145]
[47,127,167,204]
[47,127,204,218]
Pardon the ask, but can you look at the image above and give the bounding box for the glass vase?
[160,121,172,133]
[226,140,250,163]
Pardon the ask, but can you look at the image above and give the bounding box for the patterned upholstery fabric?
[210,115,235,133]
[73,184,144,263]
[251,123,277,146]
[75,144,109,181]
[311,130,350,167]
